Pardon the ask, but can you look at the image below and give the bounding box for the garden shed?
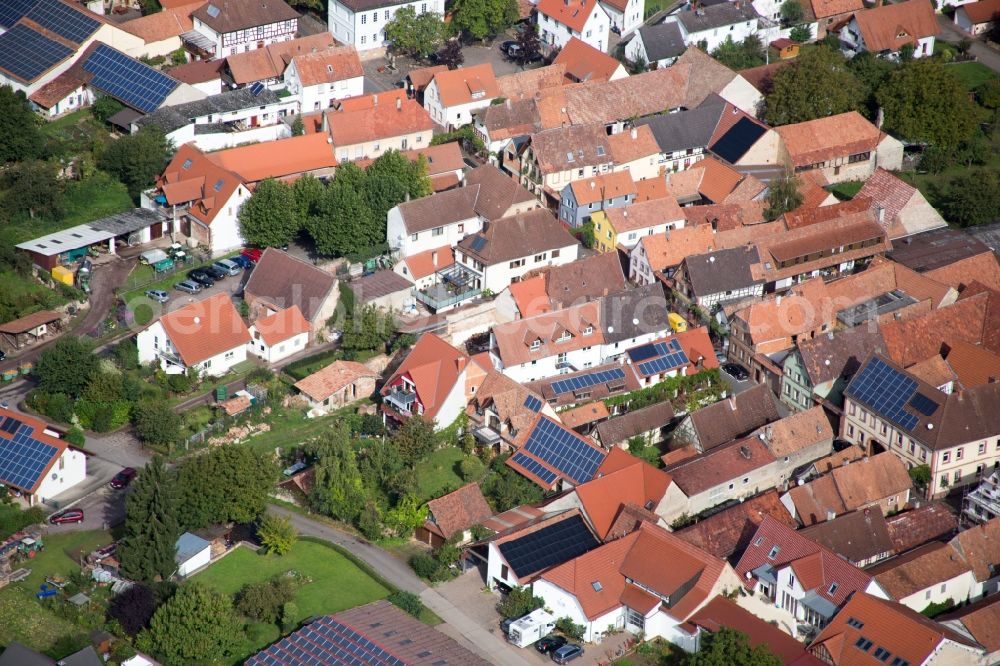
[175,532,211,578]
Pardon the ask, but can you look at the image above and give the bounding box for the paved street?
[936,14,1000,72]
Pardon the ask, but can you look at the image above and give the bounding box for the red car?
[240,248,263,264]
[49,509,85,525]
[109,468,137,490]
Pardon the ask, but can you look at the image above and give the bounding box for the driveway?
[936,14,1000,73]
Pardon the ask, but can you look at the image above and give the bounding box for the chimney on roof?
[373,94,378,107]
[457,356,467,373]
[432,250,438,267]
[776,295,782,306]
[396,96,402,111]
[875,205,885,225]
[631,127,637,140]
[728,396,737,410]
[826,509,837,521]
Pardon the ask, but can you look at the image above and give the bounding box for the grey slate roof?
[595,401,676,446]
[600,282,670,344]
[134,86,283,134]
[635,94,727,154]
[90,208,164,235]
[349,270,412,303]
[673,2,759,32]
[636,22,686,62]
[800,509,895,565]
[683,246,762,298]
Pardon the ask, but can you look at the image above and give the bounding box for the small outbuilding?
[175,532,211,578]
[0,310,62,351]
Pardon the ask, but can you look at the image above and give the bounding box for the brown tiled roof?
[856,168,917,233]
[594,402,675,447]
[431,63,500,107]
[926,251,1000,293]
[906,354,956,388]
[810,0,862,18]
[475,97,541,142]
[692,597,822,666]
[607,125,660,164]
[853,0,940,53]
[226,33,337,84]
[29,70,86,108]
[158,143,244,225]
[156,293,251,366]
[290,46,363,86]
[756,213,888,279]
[243,248,336,324]
[606,197,685,234]
[192,0,299,34]
[960,0,1000,23]
[406,65,448,91]
[686,384,781,451]
[880,293,988,368]
[940,595,1000,652]
[944,340,1000,389]
[674,490,795,561]
[493,301,603,368]
[810,445,865,475]
[569,171,637,206]
[293,360,377,402]
[0,310,61,334]
[869,541,972,600]
[463,164,538,221]
[531,123,610,172]
[425,483,494,539]
[759,407,833,458]
[664,436,777,496]
[395,186,479,234]
[800,508,894,565]
[798,327,888,387]
[739,60,793,94]
[544,251,626,308]
[775,111,884,167]
[165,57,225,84]
[327,97,433,147]
[382,333,469,421]
[458,208,577,266]
[349,270,413,303]
[808,593,978,666]
[830,452,911,512]
[885,503,958,555]
[470,370,545,435]
[496,64,566,100]
[559,402,609,429]
[697,157,745,204]
[949,517,1000,583]
[635,226,716,272]
[788,474,847,526]
[552,37,623,83]
[121,1,197,41]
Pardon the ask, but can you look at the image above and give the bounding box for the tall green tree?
[34,338,99,399]
[138,583,243,665]
[764,172,803,221]
[133,401,181,449]
[688,627,782,666]
[257,512,297,555]
[391,416,437,464]
[97,126,171,200]
[0,159,64,220]
[308,424,369,522]
[292,173,327,225]
[763,46,864,125]
[481,455,543,511]
[176,445,277,529]
[452,0,518,41]
[309,178,374,256]
[238,178,301,247]
[846,52,897,118]
[876,60,980,149]
[342,305,395,352]
[119,457,181,582]
[779,0,803,25]
[384,7,446,59]
[0,85,43,164]
[941,169,1000,227]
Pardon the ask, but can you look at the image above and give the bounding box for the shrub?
[234,577,296,623]
[388,591,425,618]
[65,427,85,448]
[409,553,440,579]
[497,586,543,619]
[258,512,297,556]
[108,584,158,636]
[435,543,461,566]
[458,457,484,481]
[281,601,299,632]
[556,617,585,640]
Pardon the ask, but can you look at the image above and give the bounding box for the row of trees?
[382,0,518,59]
[238,150,431,257]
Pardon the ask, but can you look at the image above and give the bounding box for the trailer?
[507,609,556,648]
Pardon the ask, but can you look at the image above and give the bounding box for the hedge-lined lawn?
[949,61,996,91]
[414,447,475,501]
[194,540,389,659]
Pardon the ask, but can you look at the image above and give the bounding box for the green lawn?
[949,61,997,91]
[194,540,389,659]
[16,530,113,592]
[826,180,864,201]
[414,447,474,501]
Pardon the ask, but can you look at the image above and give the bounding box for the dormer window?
[583,326,593,336]
[768,545,780,559]
[530,339,541,351]
[557,332,571,343]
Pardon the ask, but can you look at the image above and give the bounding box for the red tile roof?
[402,245,455,281]
[575,452,672,539]
[156,293,251,366]
[926,251,1000,293]
[541,531,641,620]
[290,46,363,86]
[853,0,940,54]
[382,333,468,421]
[664,436,777,497]
[326,96,433,148]
[537,0,605,32]
[252,305,311,347]
[552,37,623,83]
[226,33,337,84]
[692,597,823,665]
[776,112,884,167]
[960,0,1000,23]
[207,132,338,182]
[158,143,245,225]
[431,63,500,107]
[569,171,637,206]
[121,1,198,41]
[674,490,796,561]
[424,482,494,539]
[293,360,378,402]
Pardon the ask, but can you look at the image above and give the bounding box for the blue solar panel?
[551,367,626,395]
[628,341,668,363]
[523,395,542,412]
[470,235,487,252]
[637,352,689,376]
[0,24,73,83]
[498,514,600,578]
[510,452,558,485]
[908,393,939,417]
[0,0,36,29]
[81,44,179,113]
[247,615,408,665]
[848,357,921,431]
[25,0,99,44]
[0,428,59,492]
[522,417,606,485]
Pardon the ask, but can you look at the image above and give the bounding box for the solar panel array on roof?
[25,0,99,44]
[249,81,265,96]
[246,614,408,666]
[627,341,665,363]
[522,417,605,484]
[848,357,921,431]
[470,235,487,252]
[908,393,939,417]
[0,0,36,29]
[82,44,179,113]
[0,422,59,492]
[0,23,73,83]
[523,395,542,412]
[709,116,768,165]
[510,451,558,486]
[498,514,600,578]
[636,338,688,376]
[551,367,626,396]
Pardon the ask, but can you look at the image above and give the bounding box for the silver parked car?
[213,259,242,277]
[174,280,203,294]
[145,289,169,303]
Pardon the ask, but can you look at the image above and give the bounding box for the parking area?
[434,568,636,665]
[363,35,545,93]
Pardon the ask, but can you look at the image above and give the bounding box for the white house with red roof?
[137,293,252,377]
[284,46,364,113]
[0,409,87,507]
[533,521,742,645]
[247,305,311,363]
[735,515,889,634]
[423,63,501,131]
[600,0,644,36]
[381,333,473,430]
[536,0,611,52]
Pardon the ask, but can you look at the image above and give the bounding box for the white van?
[507,609,556,648]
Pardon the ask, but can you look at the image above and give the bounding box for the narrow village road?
[937,15,1000,72]
[268,504,533,666]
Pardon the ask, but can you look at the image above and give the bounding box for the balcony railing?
[384,388,417,414]
[414,285,481,311]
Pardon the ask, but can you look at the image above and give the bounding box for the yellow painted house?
[593,197,687,254]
